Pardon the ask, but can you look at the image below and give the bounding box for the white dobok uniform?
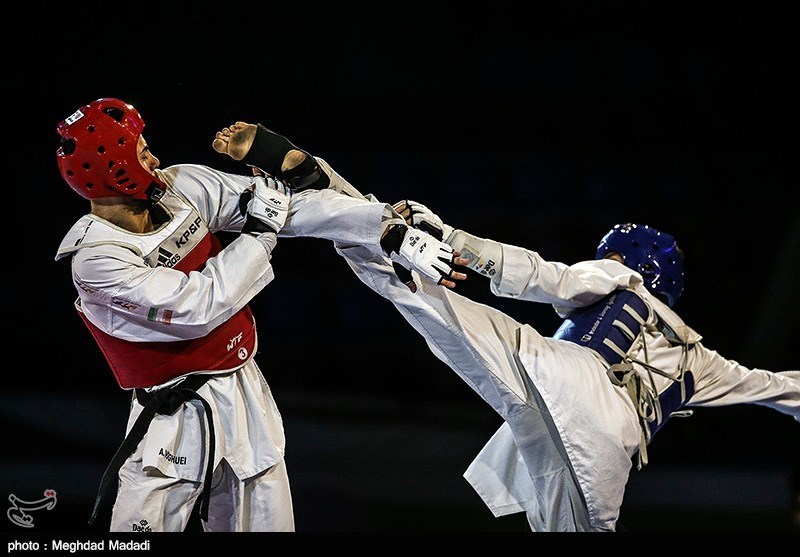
[321,168,800,532]
[55,162,391,532]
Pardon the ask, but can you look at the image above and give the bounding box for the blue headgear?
[595,223,685,307]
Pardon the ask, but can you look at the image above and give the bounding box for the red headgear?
[56,98,165,201]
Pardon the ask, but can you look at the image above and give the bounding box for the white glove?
[391,228,457,284]
[392,200,454,242]
[240,176,291,235]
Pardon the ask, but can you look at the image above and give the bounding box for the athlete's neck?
[90,198,156,233]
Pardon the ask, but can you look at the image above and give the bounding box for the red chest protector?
[72,195,257,389]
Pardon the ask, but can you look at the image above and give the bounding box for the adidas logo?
[156,247,181,268]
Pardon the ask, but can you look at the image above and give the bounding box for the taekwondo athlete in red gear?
[53,99,464,532]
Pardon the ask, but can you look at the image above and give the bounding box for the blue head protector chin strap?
[595,223,685,307]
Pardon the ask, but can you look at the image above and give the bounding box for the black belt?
[88,374,216,527]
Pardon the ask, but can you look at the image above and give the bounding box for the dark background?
[3,1,798,536]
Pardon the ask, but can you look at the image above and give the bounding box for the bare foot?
[212,121,257,161]
[212,122,308,172]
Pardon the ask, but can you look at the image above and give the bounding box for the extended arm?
[73,233,277,343]
[70,171,291,342]
[688,344,800,422]
[394,200,643,312]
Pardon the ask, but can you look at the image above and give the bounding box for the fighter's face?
[137,136,160,176]
[604,252,625,264]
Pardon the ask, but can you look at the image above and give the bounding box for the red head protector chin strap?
[56,98,166,201]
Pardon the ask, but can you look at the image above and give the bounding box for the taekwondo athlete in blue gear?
[342,199,800,532]
[211,121,799,532]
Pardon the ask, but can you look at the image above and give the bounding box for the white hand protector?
[391,228,457,284]
[241,176,291,235]
[393,200,454,242]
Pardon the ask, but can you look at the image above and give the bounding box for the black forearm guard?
[241,124,297,177]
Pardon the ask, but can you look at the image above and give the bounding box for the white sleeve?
[688,343,800,421]
[159,164,254,233]
[165,161,392,251]
[279,187,387,251]
[73,235,274,342]
[490,242,644,313]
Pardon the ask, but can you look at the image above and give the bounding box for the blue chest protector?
[553,289,695,465]
[553,289,650,367]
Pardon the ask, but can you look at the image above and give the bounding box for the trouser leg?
[203,459,294,532]
[110,441,201,532]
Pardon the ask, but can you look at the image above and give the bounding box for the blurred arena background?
[3,2,797,534]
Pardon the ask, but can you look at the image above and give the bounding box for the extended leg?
[212,122,329,191]
[335,243,591,530]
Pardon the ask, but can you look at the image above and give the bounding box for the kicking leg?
[336,243,590,530]
[213,122,329,191]
[213,121,372,200]
[212,121,467,290]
